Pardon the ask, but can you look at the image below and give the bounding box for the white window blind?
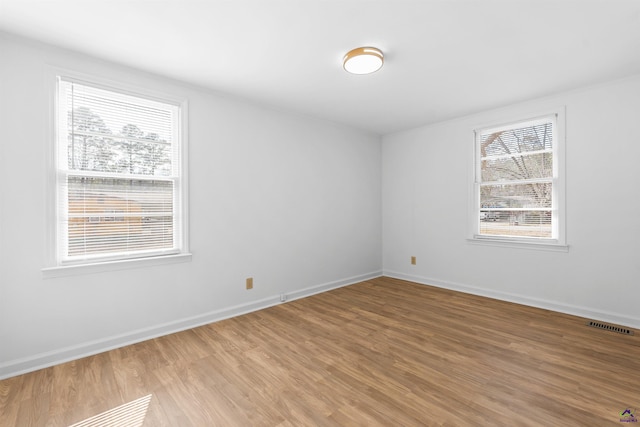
[476,116,557,240]
[56,77,184,264]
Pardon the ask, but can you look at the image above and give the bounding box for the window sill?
[42,253,192,278]
[467,237,569,252]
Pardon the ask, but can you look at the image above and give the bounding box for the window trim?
[468,107,567,251]
[42,253,193,278]
[43,67,191,275]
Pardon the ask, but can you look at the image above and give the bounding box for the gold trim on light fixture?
[343,47,384,74]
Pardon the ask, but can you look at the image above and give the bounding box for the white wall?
[4,29,639,381]
[383,74,640,329]
[0,33,382,379]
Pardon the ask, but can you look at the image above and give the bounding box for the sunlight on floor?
[68,394,152,427]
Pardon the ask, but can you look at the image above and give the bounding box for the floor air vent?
[586,320,634,335]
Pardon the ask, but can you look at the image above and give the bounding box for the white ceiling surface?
[1,1,640,135]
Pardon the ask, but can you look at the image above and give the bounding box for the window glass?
[475,116,559,241]
[56,77,186,264]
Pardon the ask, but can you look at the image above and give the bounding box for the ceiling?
[1,0,640,135]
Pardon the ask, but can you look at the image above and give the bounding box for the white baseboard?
[285,271,382,302]
[0,270,382,380]
[383,270,640,330]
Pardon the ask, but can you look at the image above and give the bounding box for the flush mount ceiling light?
[343,47,384,75]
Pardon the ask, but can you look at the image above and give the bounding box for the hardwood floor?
[1,276,639,426]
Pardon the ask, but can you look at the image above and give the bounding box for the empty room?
[1,1,639,425]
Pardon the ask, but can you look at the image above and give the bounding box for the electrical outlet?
[246,277,253,290]
[411,256,416,265]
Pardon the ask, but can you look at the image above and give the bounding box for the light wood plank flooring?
[1,277,639,426]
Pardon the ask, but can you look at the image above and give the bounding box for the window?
[52,76,188,266]
[471,111,566,249]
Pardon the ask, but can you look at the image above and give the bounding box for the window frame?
[468,107,567,252]
[43,68,191,276]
